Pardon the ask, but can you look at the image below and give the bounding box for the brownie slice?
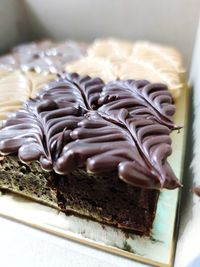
[54,170,159,235]
[0,155,159,235]
[0,73,180,235]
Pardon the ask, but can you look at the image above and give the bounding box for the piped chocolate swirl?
[0,73,181,189]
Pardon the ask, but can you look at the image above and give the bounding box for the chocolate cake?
[0,72,181,235]
[0,40,87,73]
[67,38,185,99]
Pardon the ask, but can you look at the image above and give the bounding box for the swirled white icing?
[67,39,185,98]
[87,38,133,60]
[66,57,117,83]
[0,71,56,120]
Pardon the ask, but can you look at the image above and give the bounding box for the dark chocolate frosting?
[0,73,181,189]
[0,40,87,73]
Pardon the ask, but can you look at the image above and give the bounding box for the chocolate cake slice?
[0,73,181,235]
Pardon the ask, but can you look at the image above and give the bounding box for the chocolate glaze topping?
[0,73,181,189]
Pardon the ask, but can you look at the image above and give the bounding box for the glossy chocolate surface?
[0,73,181,189]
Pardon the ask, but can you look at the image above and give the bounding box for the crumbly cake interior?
[0,156,58,208]
[0,155,159,235]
